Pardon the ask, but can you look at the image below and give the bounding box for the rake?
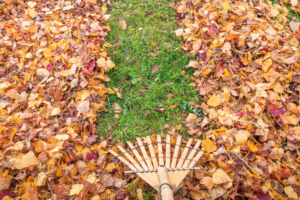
[108,135,205,200]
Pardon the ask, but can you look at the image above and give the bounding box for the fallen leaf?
[207,94,222,107]
[186,113,197,122]
[212,169,232,184]
[151,65,160,73]
[119,20,127,29]
[202,138,217,153]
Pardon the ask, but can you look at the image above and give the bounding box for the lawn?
[98,0,203,142]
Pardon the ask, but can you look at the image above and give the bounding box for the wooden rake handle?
[158,166,174,200]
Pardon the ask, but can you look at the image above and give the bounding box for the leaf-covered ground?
[0,0,123,199]
[170,0,300,199]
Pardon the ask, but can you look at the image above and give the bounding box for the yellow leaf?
[286,114,297,125]
[12,151,40,169]
[51,107,61,116]
[99,52,107,57]
[222,68,231,76]
[247,140,258,152]
[262,59,272,72]
[186,113,197,122]
[218,160,228,169]
[221,1,231,10]
[284,186,298,199]
[241,57,249,65]
[105,163,116,172]
[290,38,299,47]
[69,184,84,195]
[90,195,101,200]
[202,138,217,153]
[2,197,13,200]
[43,47,54,58]
[202,68,211,76]
[100,189,112,199]
[212,169,232,184]
[235,130,250,144]
[170,105,177,109]
[207,94,222,107]
[46,158,57,172]
[37,172,47,186]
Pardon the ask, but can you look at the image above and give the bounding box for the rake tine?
[170,138,193,184]
[136,138,154,170]
[147,136,158,169]
[127,141,149,171]
[116,145,160,190]
[166,135,170,168]
[108,149,159,191]
[173,149,205,190]
[170,139,202,185]
[168,135,181,181]
[157,135,164,166]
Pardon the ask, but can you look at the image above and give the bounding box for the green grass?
[98,0,203,142]
[284,3,300,22]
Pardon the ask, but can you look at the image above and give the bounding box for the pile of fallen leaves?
[0,0,130,199]
[171,0,300,199]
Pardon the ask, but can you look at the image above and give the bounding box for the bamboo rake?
[109,135,204,200]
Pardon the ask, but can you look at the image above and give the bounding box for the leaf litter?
[0,0,129,199]
[172,0,300,199]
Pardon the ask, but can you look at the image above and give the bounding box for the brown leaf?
[76,161,88,175]
[54,184,69,200]
[99,171,114,187]
[93,183,105,193]
[151,65,160,73]
[0,177,11,191]
[113,175,126,189]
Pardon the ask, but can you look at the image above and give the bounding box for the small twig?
[282,53,300,59]
[47,181,54,196]
[229,151,261,179]
[233,119,261,129]
[200,159,215,164]
[208,77,252,88]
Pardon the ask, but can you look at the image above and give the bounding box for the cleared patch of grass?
[98,0,203,142]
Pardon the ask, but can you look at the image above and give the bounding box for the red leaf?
[270,107,285,118]
[220,61,225,68]
[198,45,202,51]
[257,193,272,200]
[176,12,182,20]
[154,108,164,113]
[0,190,13,200]
[46,64,53,72]
[200,52,207,61]
[236,110,244,117]
[86,60,95,72]
[86,152,97,160]
[151,65,160,73]
[262,46,268,52]
[88,135,98,144]
[95,38,106,43]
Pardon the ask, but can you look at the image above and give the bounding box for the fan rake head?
[109,135,205,193]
